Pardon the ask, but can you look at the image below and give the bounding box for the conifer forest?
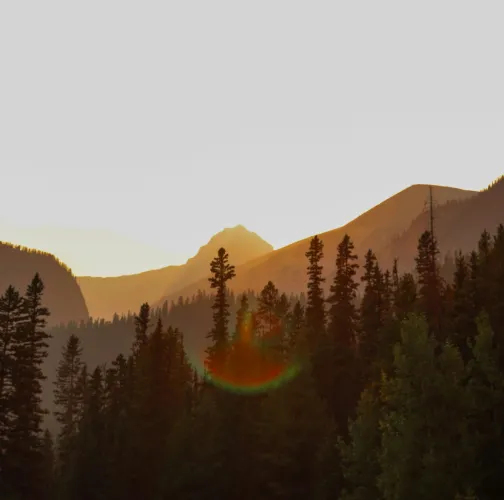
[3,225,504,500]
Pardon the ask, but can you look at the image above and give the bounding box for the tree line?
[3,225,504,498]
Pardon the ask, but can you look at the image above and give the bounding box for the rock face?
[0,242,89,326]
[77,225,273,320]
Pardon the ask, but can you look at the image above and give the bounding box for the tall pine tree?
[205,247,236,377]
[305,235,326,352]
[326,234,360,432]
[4,274,51,500]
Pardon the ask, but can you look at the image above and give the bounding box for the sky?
[1,0,503,277]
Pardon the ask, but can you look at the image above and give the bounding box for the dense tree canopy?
[3,223,504,499]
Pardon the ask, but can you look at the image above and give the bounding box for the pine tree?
[70,366,107,500]
[471,231,493,326]
[256,364,331,500]
[338,383,382,500]
[0,284,24,493]
[256,281,280,338]
[41,429,55,500]
[378,314,472,500]
[4,274,51,500]
[205,247,236,376]
[286,301,304,353]
[325,234,360,432]
[305,235,326,352]
[488,224,504,357]
[327,234,359,347]
[234,293,250,342]
[415,230,444,339]
[132,302,150,355]
[275,293,291,331]
[393,272,417,320]
[359,250,386,377]
[391,258,399,297]
[450,252,477,360]
[256,280,285,370]
[53,334,85,465]
[466,312,504,498]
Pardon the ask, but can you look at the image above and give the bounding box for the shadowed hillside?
[380,175,504,270]
[78,225,273,319]
[0,242,89,325]
[155,184,475,304]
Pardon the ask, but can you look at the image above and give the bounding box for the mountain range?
[152,184,476,310]
[81,183,476,319]
[77,225,273,320]
[6,178,504,324]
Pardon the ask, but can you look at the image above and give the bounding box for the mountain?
[0,242,89,325]
[153,184,476,305]
[77,225,273,319]
[0,222,177,277]
[380,176,504,270]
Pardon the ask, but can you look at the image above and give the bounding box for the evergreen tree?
[488,224,504,356]
[286,300,304,352]
[257,281,280,338]
[466,312,504,498]
[53,334,85,465]
[206,247,236,376]
[393,272,417,320]
[359,250,386,377]
[41,429,55,500]
[70,366,107,500]
[415,231,444,339]
[339,384,382,500]
[100,354,133,500]
[378,314,472,500]
[132,302,150,355]
[234,293,250,342]
[256,365,331,500]
[450,252,477,360]
[327,234,359,347]
[0,284,24,493]
[305,235,326,352]
[326,234,360,431]
[4,274,51,500]
[391,258,399,297]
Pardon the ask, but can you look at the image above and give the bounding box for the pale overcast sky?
[0,1,503,276]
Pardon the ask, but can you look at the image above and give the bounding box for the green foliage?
[6,223,504,500]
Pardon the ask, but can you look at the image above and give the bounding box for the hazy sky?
[1,1,503,276]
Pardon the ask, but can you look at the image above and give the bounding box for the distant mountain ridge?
[380,176,504,270]
[0,242,89,326]
[75,183,481,320]
[77,225,273,320]
[152,184,476,306]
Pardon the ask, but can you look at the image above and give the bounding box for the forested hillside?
[154,184,475,305]
[382,175,504,269]
[78,225,273,320]
[4,215,504,498]
[0,242,88,325]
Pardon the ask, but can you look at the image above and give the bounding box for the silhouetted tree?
[326,234,360,432]
[206,248,236,375]
[305,235,326,352]
[4,274,51,500]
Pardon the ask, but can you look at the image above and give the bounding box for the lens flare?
[188,311,300,394]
